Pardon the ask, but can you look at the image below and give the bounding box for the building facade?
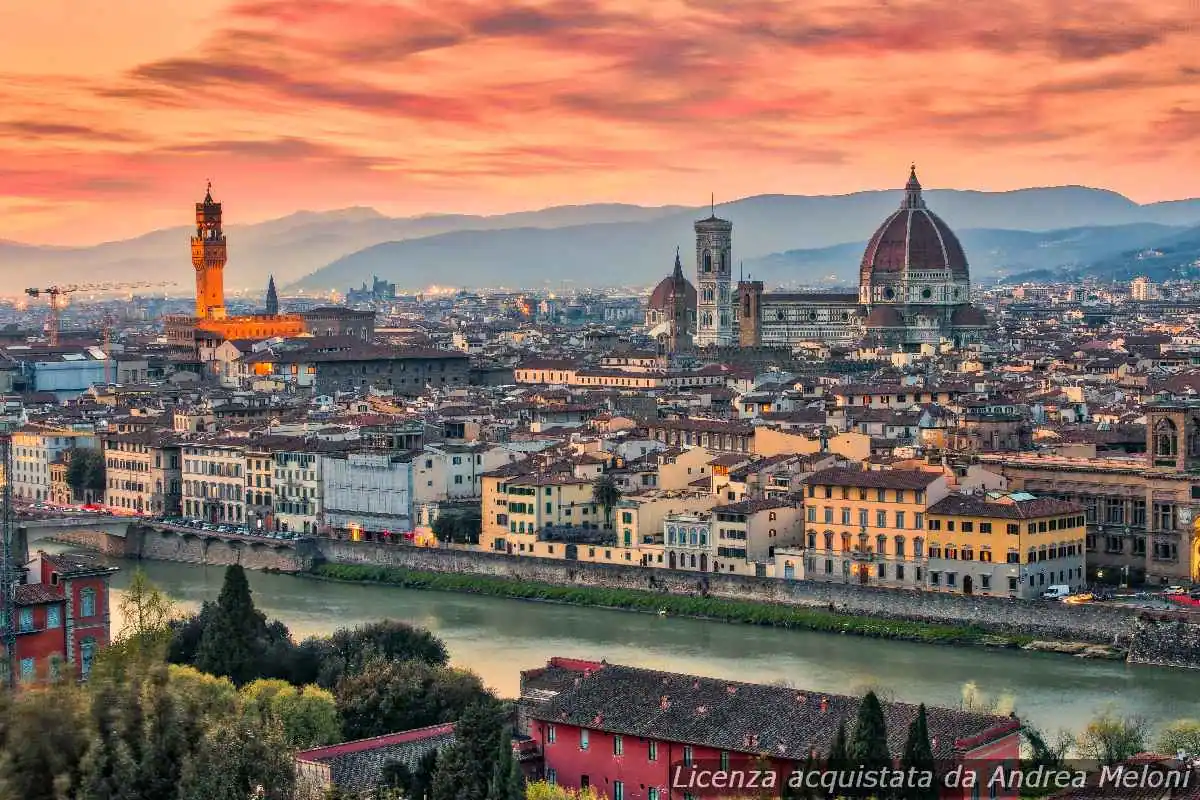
[103,432,182,516]
[925,493,1086,599]
[7,551,118,685]
[181,441,246,524]
[322,452,414,538]
[12,425,97,502]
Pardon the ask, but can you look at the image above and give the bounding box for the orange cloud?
[0,0,1197,244]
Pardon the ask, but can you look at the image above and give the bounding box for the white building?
[273,448,324,534]
[411,443,528,503]
[323,452,414,536]
[181,441,246,524]
[11,425,97,501]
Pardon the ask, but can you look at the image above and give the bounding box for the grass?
[310,562,1035,648]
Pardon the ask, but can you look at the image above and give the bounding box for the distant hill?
[5,186,1200,294]
[0,203,684,294]
[292,187,1200,291]
[749,223,1189,287]
[1002,225,1200,284]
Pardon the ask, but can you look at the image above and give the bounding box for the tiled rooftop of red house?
[295,722,455,764]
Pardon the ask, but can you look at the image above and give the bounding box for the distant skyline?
[2,0,1198,245]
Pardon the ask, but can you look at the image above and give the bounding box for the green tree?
[1158,719,1200,757]
[178,718,296,800]
[591,474,622,530]
[0,685,90,800]
[524,784,604,800]
[899,705,938,800]
[433,511,482,545]
[301,619,449,688]
[194,565,272,685]
[1076,709,1148,765]
[1020,723,1073,768]
[77,681,139,800]
[429,701,507,800]
[135,670,192,800]
[66,447,106,499]
[380,749,439,800]
[336,658,489,740]
[240,679,342,749]
[488,729,524,800]
[848,692,891,798]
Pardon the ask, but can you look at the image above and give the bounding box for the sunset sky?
[2,0,1198,245]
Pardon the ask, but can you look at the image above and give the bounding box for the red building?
[520,657,1021,800]
[4,550,118,685]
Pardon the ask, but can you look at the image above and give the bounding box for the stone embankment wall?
[1127,617,1200,670]
[49,525,305,573]
[317,540,1141,645]
[44,529,132,557]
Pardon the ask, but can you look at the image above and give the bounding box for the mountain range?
[4,187,1200,295]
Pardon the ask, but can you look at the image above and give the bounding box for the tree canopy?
[66,447,106,497]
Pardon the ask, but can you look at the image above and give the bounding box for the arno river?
[93,552,1197,737]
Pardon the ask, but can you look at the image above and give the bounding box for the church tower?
[694,207,734,347]
[192,181,227,320]
[265,274,279,315]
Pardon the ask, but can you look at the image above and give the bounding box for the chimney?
[693,680,700,689]
[574,677,581,687]
[819,697,829,714]
[660,695,671,710]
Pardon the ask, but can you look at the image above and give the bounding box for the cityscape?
[2,2,1200,800]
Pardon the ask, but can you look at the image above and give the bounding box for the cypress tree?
[488,732,511,800]
[825,720,850,800]
[195,565,269,685]
[135,671,191,800]
[848,691,891,798]
[429,702,506,800]
[505,742,525,800]
[899,705,938,800]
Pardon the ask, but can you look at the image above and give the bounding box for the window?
[1006,523,1019,535]
[547,725,556,743]
[876,510,887,528]
[841,508,851,525]
[649,789,661,800]
[614,735,624,755]
[580,729,589,750]
[547,769,557,785]
[18,608,33,632]
[648,740,658,761]
[962,521,974,533]
[895,511,906,529]
[928,519,941,531]
[823,507,833,524]
[80,588,96,618]
[914,513,923,530]
[807,507,816,522]
[979,522,991,534]
[683,746,694,766]
[614,781,624,800]
[46,605,61,628]
[19,658,34,682]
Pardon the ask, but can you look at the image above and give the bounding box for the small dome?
[859,167,969,285]
[864,306,905,328]
[648,250,696,311]
[951,305,989,327]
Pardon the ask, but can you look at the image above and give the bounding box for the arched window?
[701,312,713,327]
[894,536,906,558]
[840,532,852,552]
[823,532,833,550]
[702,250,713,272]
[876,535,887,554]
[702,287,714,303]
[1155,418,1178,457]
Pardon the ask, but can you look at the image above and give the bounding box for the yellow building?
[925,493,1086,599]
[801,467,950,588]
[481,468,600,555]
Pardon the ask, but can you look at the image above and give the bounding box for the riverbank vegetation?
[310,562,1035,648]
[0,564,501,800]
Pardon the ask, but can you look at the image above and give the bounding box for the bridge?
[13,515,313,572]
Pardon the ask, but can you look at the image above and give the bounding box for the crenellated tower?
[192,181,227,320]
[694,206,734,347]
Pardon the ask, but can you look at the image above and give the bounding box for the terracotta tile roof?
[14,583,63,605]
[803,467,942,490]
[927,494,1082,519]
[530,663,1017,760]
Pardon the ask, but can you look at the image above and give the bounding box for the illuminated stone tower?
[192,181,227,320]
[694,206,734,347]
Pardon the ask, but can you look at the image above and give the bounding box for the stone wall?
[1127,617,1200,670]
[135,527,304,572]
[316,541,1143,644]
[44,529,133,558]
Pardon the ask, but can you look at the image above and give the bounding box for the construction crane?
[24,281,172,346]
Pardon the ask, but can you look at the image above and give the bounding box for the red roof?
[295,722,455,763]
[859,167,969,283]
